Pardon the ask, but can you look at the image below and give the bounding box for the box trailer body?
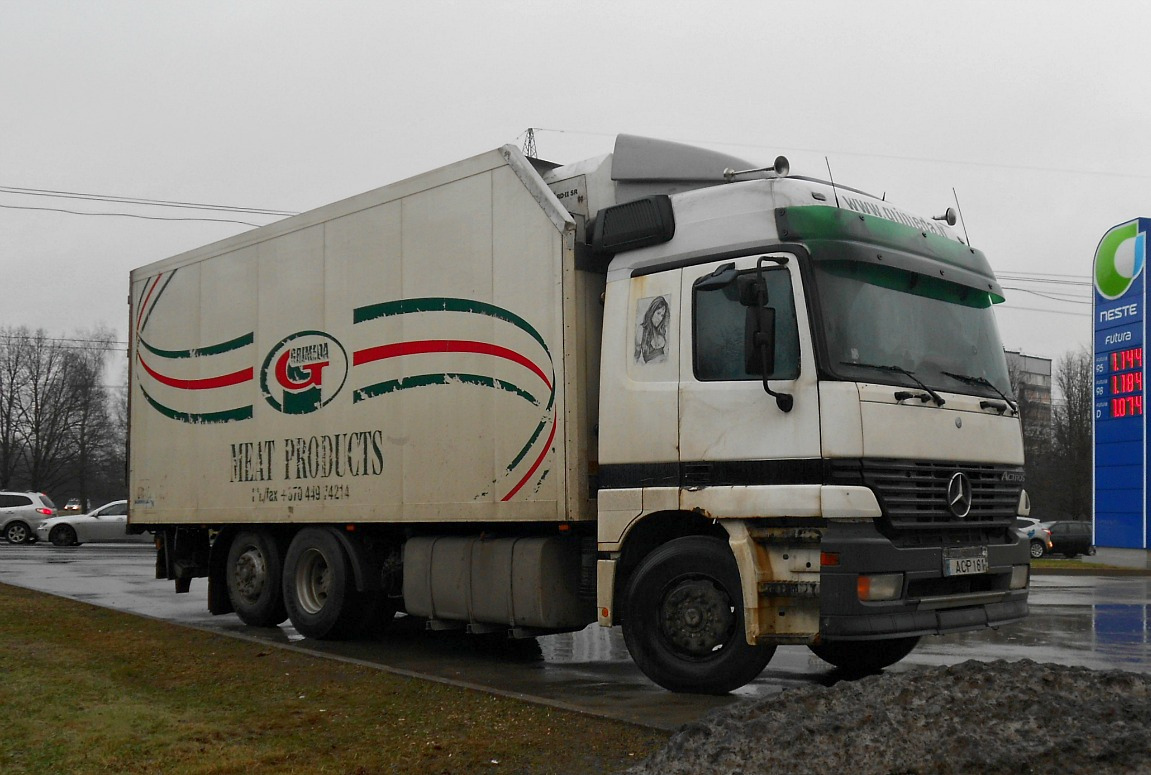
[129,135,1031,693]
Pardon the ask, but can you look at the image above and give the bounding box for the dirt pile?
[629,660,1151,775]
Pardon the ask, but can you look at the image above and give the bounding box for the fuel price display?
[1107,346,1144,418]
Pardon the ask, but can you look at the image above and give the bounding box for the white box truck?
[128,135,1031,693]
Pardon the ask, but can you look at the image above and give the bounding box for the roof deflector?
[610,135,757,183]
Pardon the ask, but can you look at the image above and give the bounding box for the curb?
[1031,565,1151,577]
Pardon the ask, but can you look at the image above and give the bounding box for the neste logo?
[1095,219,1147,301]
[260,331,348,415]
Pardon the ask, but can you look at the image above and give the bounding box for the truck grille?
[830,459,1022,530]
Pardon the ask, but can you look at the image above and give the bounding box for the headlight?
[1010,564,1030,590]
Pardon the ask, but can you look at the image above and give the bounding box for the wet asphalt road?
[2,542,1149,730]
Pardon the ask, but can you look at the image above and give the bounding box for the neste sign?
[1093,218,1149,550]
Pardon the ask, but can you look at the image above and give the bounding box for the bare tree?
[0,327,126,503]
[0,328,31,488]
[16,330,77,492]
[1050,345,1093,520]
[65,327,117,510]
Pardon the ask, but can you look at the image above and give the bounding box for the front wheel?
[1029,540,1046,559]
[809,636,920,675]
[49,524,78,547]
[4,522,32,544]
[622,536,775,694]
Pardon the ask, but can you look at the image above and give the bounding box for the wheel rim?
[7,524,27,543]
[233,547,269,603]
[1030,542,1044,559]
[294,548,331,615]
[51,526,75,546]
[659,577,736,657]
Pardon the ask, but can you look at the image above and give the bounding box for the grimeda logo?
[260,331,348,414]
[1095,219,1147,301]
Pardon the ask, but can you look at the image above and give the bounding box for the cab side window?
[693,267,800,381]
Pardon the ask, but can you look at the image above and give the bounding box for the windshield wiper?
[840,361,946,407]
[941,371,1018,414]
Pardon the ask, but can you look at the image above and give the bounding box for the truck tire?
[283,527,366,640]
[226,530,288,627]
[809,636,920,674]
[622,536,775,694]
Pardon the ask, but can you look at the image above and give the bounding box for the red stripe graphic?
[501,417,557,502]
[354,340,552,389]
[137,354,253,390]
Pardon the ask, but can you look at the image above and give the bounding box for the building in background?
[1005,349,1053,435]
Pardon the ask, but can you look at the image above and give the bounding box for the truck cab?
[541,136,1030,692]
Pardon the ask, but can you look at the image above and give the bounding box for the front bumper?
[819,520,1030,640]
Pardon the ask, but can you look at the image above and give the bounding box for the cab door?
[677,252,822,513]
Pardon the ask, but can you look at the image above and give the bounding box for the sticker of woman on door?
[634,295,670,364]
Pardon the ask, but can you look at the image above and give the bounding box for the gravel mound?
[629,660,1151,775]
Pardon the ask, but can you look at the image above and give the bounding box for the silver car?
[1015,516,1054,559]
[0,491,57,544]
[36,500,151,546]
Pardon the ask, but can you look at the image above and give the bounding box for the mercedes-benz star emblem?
[947,472,973,518]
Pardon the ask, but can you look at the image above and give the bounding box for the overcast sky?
[4,1,1149,384]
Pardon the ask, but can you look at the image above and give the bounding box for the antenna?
[952,187,971,245]
[522,128,537,158]
[824,157,841,208]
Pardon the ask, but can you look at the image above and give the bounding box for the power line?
[0,202,264,227]
[999,270,1090,280]
[1001,286,1091,304]
[998,275,1091,288]
[997,303,1091,318]
[0,334,129,353]
[0,184,297,217]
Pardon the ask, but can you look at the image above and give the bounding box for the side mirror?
[739,261,793,413]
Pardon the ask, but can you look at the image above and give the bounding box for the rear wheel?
[4,521,32,544]
[1029,540,1045,559]
[226,530,288,627]
[49,524,78,547]
[622,536,775,694]
[282,528,369,640]
[809,636,920,675]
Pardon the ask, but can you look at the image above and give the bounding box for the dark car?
[1047,521,1095,558]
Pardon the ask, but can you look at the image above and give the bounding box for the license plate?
[943,547,989,577]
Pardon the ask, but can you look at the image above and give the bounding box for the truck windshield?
[811,259,1012,398]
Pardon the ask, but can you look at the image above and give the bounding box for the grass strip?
[0,583,666,774]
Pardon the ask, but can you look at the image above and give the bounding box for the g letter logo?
[260,331,348,414]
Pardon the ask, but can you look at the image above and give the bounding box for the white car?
[1015,516,1054,559]
[36,500,151,546]
[0,491,57,544]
